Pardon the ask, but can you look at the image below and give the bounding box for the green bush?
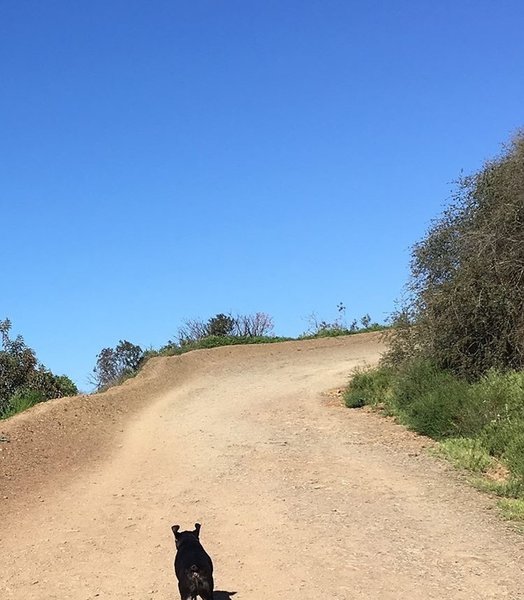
[473,372,524,461]
[480,421,516,459]
[391,360,445,411]
[387,131,524,379]
[362,131,524,518]
[502,431,524,481]
[497,498,524,522]
[436,438,493,473]
[393,364,524,444]
[176,312,275,346]
[344,367,394,408]
[0,318,38,410]
[0,389,44,419]
[92,340,144,391]
[402,378,470,439]
[344,363,524,506]
[472,371,524,422]
[54,374,79,397]
[0,318,78,417]
[28,368,78,401]
[207,314,236,337]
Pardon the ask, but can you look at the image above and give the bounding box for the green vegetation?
[497,499,524,524]
[345,365,524,513]
[149,334,293,358]
[345,131,524,521]
[1,306,385,414]
[386,132,524,379]
[301,303,387,339]
[93,308,385,392]
[300,322,386,339]
[434,438,494,474]
[1,389,45,419]
[0,318,78,419]
[344,366,394,408]
[91,312,289,391]
[91,340,144,391]
[176,312,275,344]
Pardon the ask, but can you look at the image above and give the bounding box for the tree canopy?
[388,132,524,378]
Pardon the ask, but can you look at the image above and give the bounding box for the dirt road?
[1,333,523,599]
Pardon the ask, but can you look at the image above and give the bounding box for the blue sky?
[2,0,523,389]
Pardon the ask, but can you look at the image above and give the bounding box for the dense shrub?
[386,132,524,379]
[401,378,469,439]
[436,438,493,473]
[505,433,524,481]
[207,314,236,337]
[28,367,78,400]
[391,360,452,412]
[345,365,524,487]
[344,367,394,408]
[0,318,38,405]
[176,312,274,346]
[1,389,44,419]
[0,318,78,417]
[92,340,144,391]
[344,132,524,517]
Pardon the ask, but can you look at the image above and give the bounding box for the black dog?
[172,523,214,600]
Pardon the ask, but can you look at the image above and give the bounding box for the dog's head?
[171,523,201,549]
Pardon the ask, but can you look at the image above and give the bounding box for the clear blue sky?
[2,1,523,389]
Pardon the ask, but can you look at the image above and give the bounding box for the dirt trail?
[1,333,523,599]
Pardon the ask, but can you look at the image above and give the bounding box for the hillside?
[1,332,523,599]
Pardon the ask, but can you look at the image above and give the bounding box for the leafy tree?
[0,318,78,414]
[0,318,37,406]
[387,132,524,378]
[207,313,235,337]
[92,340,143,390]
[27,367,77,400]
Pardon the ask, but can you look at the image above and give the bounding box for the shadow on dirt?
[214,591,237,600]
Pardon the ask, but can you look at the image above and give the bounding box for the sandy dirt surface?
[1,332,523,599]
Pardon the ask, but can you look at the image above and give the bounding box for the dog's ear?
[193,523,201,537]
[171,525,181,538]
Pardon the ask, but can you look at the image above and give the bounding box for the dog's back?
[172,524,214,600]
